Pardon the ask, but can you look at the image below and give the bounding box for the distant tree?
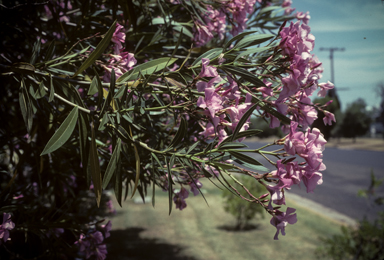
[338,99,371,142]
[222,175,265,230]
[376,83,384,138]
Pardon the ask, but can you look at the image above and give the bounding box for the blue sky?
[291,0,384,110]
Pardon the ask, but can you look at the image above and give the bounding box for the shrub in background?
[222,175,265,230]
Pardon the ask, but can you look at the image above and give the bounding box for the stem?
[25,75,91,114]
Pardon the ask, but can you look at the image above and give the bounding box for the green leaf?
[19,80,33,133]
[230,103,258,142]
[165,156,173,215]
[92,67,104,108]
[186,141,200,154]
[228,151,262,165]
[221,129,262,144]
[218,142,249,150]
[131,141,141,198]
[166,117,186,150]
[88,76,99,96]
[191,48,223,66]
[40,106,79,155]
[103,138,122,189]
[221,65,266,88]
[100,69,115,118]
[224,31,257,50]
[90,124,102,207]
[235,46,273,62]
[211,162,236,170]
[30,40,41,65]
[235,34,274,50]
[114,83,127,98]
[72,20,117,78]
[44,40,56,62]
[78,112,90,179]
[49,74,55,102]
[34,81,47,99]
[98,112,109,131]
[115,155,123,207]
[117,57,178,83]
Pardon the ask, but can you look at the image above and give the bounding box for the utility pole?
[319,47,345,98]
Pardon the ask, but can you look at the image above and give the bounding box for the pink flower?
[318,81,334,97]
[193,22,213,47]
[190,180,203,196]
[199,58,218,78]
[173,187,189,210]
[0,213,15,244]
[95,244,108,260]
[101,220,112,238]
[270,207,297,240]
[323,111,336,126]
[102,52,137,82]
[296,11,311,24]
[111,23,126,54]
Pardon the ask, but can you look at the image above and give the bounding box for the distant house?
[370,121,384,138]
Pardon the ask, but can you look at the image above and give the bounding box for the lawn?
[106,179,343,260]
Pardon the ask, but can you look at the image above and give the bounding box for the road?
[243,141,384,222]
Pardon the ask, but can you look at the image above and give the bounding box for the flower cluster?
[102,23,136,82]
[196,59,253,143]
[192,0,276,46]
[0,213,15,244]
[75,220,111,260]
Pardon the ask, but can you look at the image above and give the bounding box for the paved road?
[243,141,384,222]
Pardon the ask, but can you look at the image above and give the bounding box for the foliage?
[222,174,265,230]
[0,0,335,258]
[316,172,384,260]
[337,99,371,140]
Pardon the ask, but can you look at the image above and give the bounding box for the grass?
[106,179,343,260]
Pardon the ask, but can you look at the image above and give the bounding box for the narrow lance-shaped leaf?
[100,69,116,118]
[44,40,56,62]
[41,106,79,155]
[191,48,223,66]
[230,103,258,142]
[88,76,99,96]
[19,80,33,133]
[166,117,186,150]
[117,57,178,83]
[49,74,55,102]
[92,67,104,108]
[102,138,122,189]
[115,156,123,207]
[222,65,266,88]
[165,156,173,215]
[130,126,141,198]
[72,20,117,78]
[223,31,257,50]
[78,112,90,179]
[228,151,262,166]
[90,123,102,207]
[221,129,262,145]
[34,81,47,99]
[235,34,274,50]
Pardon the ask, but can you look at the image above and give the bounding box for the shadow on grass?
[217,223,261,232]
[106,227,198,260]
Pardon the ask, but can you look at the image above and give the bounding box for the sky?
[291,0,384,110]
